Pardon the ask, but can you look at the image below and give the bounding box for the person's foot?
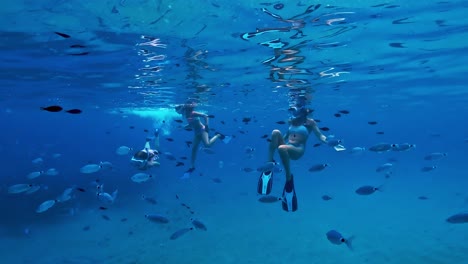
[215,132,226,140]
[154,129,160,137]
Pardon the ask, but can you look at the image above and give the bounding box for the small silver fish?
[326,230,354,250]
[368,143,392,153]
[116,146,132,155]
[424,152,447,161]
[97,188,118,204]
[8,184,33,194]
[80,164,101,174]
[145,214,169,223]
[27,171,44,179]
[376,163,393,173]
[36,199,57,213]
[131,173,153,183]
[391,143,416,152]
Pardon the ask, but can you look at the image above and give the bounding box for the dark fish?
[418,196,428,200]
[389,42,406,48]
[273,3,284,10]
[143,129,149,133]
[69,52,89,56]
[207,114,215,118]
[54,32,71,38]
[70,44,86,48]
[242,117,251,124]
[339,110,350,114]
[276,121,286,124]
[121,218,128,222]
[41,105,63,112]
[368,121,378,125]
[320,127,330,131]
[76,187,86,192]
[191,218,207,230]
[170,227,193,240]
[334,113,341,118]
[446,212,468,224]
[99,206,108,210]
[242,167,254,173]
[111,5,119,13]
[313,143,321,147]
[145,214,169,223]
[166,138,174,142]
[261,134,268,139]
[185,141,192,148]
[212,178,222,183]
[376,131,385,135]
[175,162,184,167]
[129,126,135,129]
[101,215,111,221]
[355,185,382,195]
[421,166,437,172]
[66,109,82,114]
[308,163,329,172]
[221,121,225,125]
[322,195,333,201]
[258,195,281,203]
[174,119,184,123]
[142,195,157,205]
[82,225,90,231]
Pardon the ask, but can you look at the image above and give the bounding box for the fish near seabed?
[326,230,354,250]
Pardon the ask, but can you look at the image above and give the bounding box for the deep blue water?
[1,1,467,263]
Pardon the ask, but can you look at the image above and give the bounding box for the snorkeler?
[258,104,327,212]
[175,99,229,173]
[130,130,161,170]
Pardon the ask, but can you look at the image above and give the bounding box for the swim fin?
[282,176,298,212]
[257,170,273,195]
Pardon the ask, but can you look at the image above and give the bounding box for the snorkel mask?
[288,106,310,119]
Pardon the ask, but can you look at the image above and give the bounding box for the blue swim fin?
[282,176,298,212]
[257,170,273,195]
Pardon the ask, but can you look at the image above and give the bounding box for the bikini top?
[288,125,309,138]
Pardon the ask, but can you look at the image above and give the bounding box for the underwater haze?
[1,0,467,263]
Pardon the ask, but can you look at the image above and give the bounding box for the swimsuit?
[187,114,205,134]
[287,125,309,147]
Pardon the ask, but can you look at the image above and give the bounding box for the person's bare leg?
[278,145,304,181]
[201,131,220,147]
[191,135,202,168]
[268,129,284,162]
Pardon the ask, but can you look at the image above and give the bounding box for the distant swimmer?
[175,99,230,176]
[258,100,328,212]
[130,129,161,170]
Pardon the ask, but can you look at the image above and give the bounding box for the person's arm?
[192,111,210,129]
[306,118,327,143]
